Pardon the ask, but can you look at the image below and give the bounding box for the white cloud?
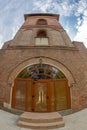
[0,0,26,48]
[0,34,3,48]
[74,0,87,47]
[33,0,76,16]
[75,0,87,16]
[74,16,87,47]
[33,0,52,13]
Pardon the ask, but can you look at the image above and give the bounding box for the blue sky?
[0,0,87,48]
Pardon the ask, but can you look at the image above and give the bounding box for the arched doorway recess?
[12,63,71,112]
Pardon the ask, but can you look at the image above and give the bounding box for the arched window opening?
[36,30,48,45]
[37,30,47,38]
[37,19,47,25]
[17,64,66,80]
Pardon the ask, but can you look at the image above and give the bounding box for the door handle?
[32,108,34,111]
[46,96,49,99]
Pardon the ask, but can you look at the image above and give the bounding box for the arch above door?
[8,57,75,87]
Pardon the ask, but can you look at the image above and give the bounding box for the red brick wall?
[0,14,87,112]
[0,43,87,112]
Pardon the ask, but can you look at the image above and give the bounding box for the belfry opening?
[12,63,71,112]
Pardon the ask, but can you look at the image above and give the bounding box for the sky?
[0,0,87,48]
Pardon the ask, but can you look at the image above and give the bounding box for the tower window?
[35,30,48,45]
[37,19,47,25]
[37,30,47,38]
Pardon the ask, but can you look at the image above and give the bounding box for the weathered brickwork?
[0,14,87,112]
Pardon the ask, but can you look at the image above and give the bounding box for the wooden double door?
[12,78,71,112]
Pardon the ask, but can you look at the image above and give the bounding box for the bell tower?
[6,13,74,47]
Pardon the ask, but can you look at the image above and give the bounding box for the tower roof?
[24,13,59,21]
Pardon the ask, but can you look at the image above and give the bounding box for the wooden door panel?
[50,81,55,111]
[12,78,70,112]
[27,80,32,111]
[55,80,68,110]
[32,81,49,112]
[13,80,26,110]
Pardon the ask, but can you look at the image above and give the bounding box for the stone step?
[19,112,63,123]
[17,112,65,129]
[18,120,65,129]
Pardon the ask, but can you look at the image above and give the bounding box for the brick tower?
[0,13,87,113]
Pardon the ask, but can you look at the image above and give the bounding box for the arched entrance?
[12,63,71,112]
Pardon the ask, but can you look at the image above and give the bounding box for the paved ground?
[0,109,87,130]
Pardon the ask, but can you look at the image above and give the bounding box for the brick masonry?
[0,14,87,112]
